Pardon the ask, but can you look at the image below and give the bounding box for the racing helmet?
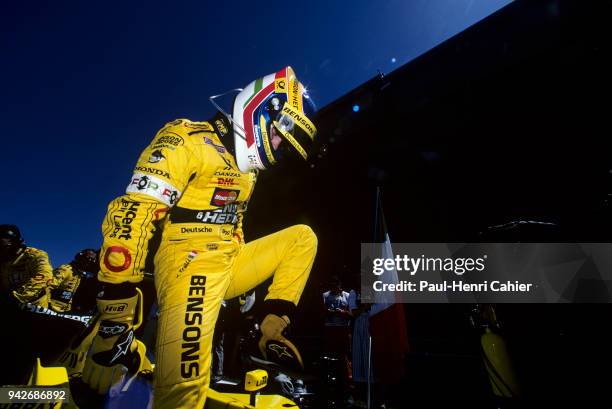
[0,224,25,262]
[232,66,317,172]
[72,248,99,274]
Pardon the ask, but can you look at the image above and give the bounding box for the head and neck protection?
[211,66,317,172]
[72,248,99,275]
[0,224,26,262]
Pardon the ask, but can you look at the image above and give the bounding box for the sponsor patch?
[204,137,226,153]
[135,165,170,179]
[281,103,316,138]
[51,288,74,302]
[214,119,229,136]
[111,330,134,363]
[99,320,128,338]
[103,302,128,314]
[206,243,218,251]
[110,199,140,240]
[184,121,213,131]
[171,205,240,225]
[19,303,92,325]
[179,250,199,273]
[289,78,301,112]
[195,206,239,225]
[151,133,184,150]
[216,177,238,187]
[268,343,294,359]
[210,188,240,207]
[148,149,166,163]
[103,246,132,273]
[126,172,181,206]
[275,78,287,92]
[154,134,184,146]
[180,226,212,234]
[181,275,206,379]
[214,170,241,178]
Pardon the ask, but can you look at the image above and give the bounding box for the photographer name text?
[373,280,534,293]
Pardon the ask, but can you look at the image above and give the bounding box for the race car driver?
[0,224,54,307]
[82,66,318,408]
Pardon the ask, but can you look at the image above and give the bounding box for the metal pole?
[367,335,372,409]
[373,187,380,242]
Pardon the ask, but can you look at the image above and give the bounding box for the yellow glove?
[84,338,152,396]
[258,314,304,370]
[82,292,151,396]
[57,318,99,376]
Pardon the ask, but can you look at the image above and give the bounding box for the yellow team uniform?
[0,247,53,307]
[50,264,83,312]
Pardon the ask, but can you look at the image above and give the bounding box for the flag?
[368,187,409,383]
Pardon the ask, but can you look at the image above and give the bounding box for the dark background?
[246,0,612,405]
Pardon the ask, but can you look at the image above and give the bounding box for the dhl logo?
[217,177,238,186]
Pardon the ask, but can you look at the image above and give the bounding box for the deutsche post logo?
[275,79,286,92]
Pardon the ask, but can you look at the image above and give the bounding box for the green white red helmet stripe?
[242,68,287,149]
[242,77,264,109]
[243,81,275,148]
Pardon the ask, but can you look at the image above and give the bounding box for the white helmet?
[232,66,317,172]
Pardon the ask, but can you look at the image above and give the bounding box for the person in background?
[323,275,352,379]
[349,283,371,408]
[51,249,100,375]
[50,248,99,313]
[0,224,54,384]
[0,224,53,307]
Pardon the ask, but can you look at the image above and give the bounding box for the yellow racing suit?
[50,264,82,312]
[97,118,317,408]
[0,247,53,307]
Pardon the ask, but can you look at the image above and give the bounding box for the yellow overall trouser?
[152,224,317,409]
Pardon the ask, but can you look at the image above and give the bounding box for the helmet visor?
[271,101,316,161]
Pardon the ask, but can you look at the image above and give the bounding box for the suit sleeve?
[12,249,53,306]
[99,121,200,284]
[233,170,256,244]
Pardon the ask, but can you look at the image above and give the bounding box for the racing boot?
[258,313,304,371]
[82,284,152,396]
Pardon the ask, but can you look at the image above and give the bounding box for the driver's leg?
[225,224,317,367]
[225,224,317,304]
[152,240,233,409]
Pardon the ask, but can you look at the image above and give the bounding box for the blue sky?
[1,0,511,265]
